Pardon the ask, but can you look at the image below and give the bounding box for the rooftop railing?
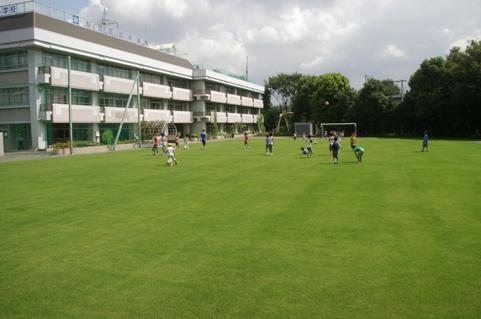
[0,1,152,49]
[194,64,249,82]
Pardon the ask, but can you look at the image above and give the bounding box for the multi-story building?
[0,1,264,151]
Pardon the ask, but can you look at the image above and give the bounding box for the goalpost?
[320,122,357,138]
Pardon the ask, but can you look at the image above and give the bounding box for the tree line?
[262,40,481,137]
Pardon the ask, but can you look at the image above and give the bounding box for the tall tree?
[266,73,302,112]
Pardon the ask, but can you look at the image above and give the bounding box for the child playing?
[305,134,313,158]
[353,145,365,163]
[422,131,429,152]
[166,144,178,166]
[160,133,168,156]
[183,135,190,150]
[152,133,160,155]
[265,134,269,154]
[300,147,309,156]
[267,133,274,155]
[331,136,340,164]
[244,132,249,148]
[350,132,357,149]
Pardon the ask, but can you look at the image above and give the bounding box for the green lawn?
[1,138,481,319]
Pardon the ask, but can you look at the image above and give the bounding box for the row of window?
[206,103,260,114]
[0,51,27,71]
[205,81,261,99]
[0,87,29,107]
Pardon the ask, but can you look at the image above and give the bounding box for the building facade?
[0,2,264,151]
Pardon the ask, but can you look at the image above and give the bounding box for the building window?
[0,51,27,70]
[168,101,188,111]
[206,82,220,92]
[226,105,236,113]
[206,103,222,112]
[142,97,166,110]
[168,77,189,89]
[0,87,29,107]
[97,64,131,79]
[225,87,236,94]
[46,88,92,105]
[41,53,90,72]
[98,93,129,107]
[141,73,163,85]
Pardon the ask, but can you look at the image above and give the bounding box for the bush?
[102,130,113,146]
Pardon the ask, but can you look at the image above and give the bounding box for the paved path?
[0,151,55,164]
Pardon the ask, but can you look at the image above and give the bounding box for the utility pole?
[68,55,73,155]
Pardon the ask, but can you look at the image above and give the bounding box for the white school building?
[0,1,264,151]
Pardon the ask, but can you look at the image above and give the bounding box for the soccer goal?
[320,122,357,138]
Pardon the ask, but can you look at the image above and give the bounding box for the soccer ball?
[325,101,330,106]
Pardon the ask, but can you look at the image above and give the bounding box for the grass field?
[1,138,481,319]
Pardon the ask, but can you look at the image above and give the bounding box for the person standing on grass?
[160,133,168,156]
[422,131,429,152]
[305,134,313,158]
[350,132,357,149]
[293,132,297,141]
[152,133,160,156]
[200,129,207,149]
[332,136,340,164]
[244,132,249,149]
[184,134,190,150]
[328,132,335,154]
[265,134,269,154]
[267,132,274,156]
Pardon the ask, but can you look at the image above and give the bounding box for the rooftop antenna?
[245,55,249,81]
[96,7,119,34]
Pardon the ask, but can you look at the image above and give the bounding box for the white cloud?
[447,29,481,51]
[75,0,481,88]
[381,44,407,58]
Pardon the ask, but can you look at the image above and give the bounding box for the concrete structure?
[0,1,264,151]
[0,132,4,156]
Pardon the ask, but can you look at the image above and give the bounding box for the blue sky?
[3,0,481,88]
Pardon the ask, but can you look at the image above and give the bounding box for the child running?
[331,136,340,164]
[166,144,178,166]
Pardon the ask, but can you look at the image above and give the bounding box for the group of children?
[151,132,192,166]
[298,131,364,164]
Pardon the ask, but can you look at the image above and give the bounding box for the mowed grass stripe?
[1,138,480,318]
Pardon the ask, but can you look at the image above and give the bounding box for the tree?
[266,73,302,112]
[351,79,394,135]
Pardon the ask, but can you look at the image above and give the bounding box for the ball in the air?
[325,101,329,106]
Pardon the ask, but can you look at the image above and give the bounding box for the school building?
[0,1,264,151]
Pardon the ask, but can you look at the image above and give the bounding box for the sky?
[6,0,481,88]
